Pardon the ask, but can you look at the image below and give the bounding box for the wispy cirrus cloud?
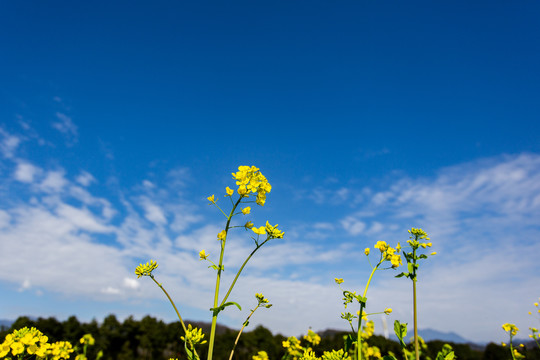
[52,112,78,144]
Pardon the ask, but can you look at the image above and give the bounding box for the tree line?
[1,315,538,360]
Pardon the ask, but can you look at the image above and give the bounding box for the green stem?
[229,305,259,360]
[410,238,421,360]
[220,238,269,307]
[357,263,379,360]
[150,275,187,334]
[413,277,419,360]
[207,196,243,360]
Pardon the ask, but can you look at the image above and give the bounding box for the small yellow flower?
[253,351,269,360]
[199,250,209,260]
[374,241,387,252]
[384,308,392,315]
[303,329,321,346]
[79,334,95,346]
[427,242,432,247]
[252,226,266,235]
[364,248,370,256]
[217,230,226,241]
[244,221,254,229]
[390,254,402,268]
[225,187,234,196]
[334,278,344,284]
[502,342,506,347]
[242,206,251,215]
[357,310,368,320]
[135,260,159,278]
[502,323,519,336]
[430,251,437,255]
[207,194,215,203]
[519,344,524,348]
[535,302,539,307]
[265,221,284,238]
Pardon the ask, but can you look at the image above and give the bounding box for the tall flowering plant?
[395,228,436,360]
[135,166,284,360]
[335,240,401,360]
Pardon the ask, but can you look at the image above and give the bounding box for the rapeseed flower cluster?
[252,351,270,360]
[502,323,519,337]
[255,293,272,308]
[135,259,158,278]
[232,166,272,205]
[371,241,402,268]
[283,336,304,358]
[303,330,321,346]
[181,324,207,347]
[0,327,92,360]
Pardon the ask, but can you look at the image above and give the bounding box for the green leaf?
[344,334,354,353]
[407,263,415,274]
[395,272,408,278]
[210,301,242,316]
[383,356,398,360]
[357,295,367,305]
[184,341,200,360]
[394,320,408,348]
[418,254,428,259]
[445,351,455,360]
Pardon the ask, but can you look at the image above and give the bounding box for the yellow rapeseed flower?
[265,221,284,238]
[335,278,344,284]
[253,351,269,360]
[207,194,215,203]
[384,308,392,315]
[364,248,370,256]
[252,226,266,235]
[242,206,251,215]
[244,221,254,229]
[303,329,321,346]
[502,323,519,336]
[225,187,234,196]
[374,241,387,252]
[217,230,226,241]
[135,260,159,278]
[199,250,209,260]
[430,251,437,256]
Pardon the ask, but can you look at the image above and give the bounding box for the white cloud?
[0,210,11,229]
[341,215,366,235]
[0,131,21,159]
[123,278,140,290]
[140,197,167,225]
[14,162,42,183]
[52,112,78,142]
[101,287,121,295]
[76,171,96,187]
[40,170,68,193]
[19,279,31,292]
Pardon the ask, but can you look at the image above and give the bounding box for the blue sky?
[1,1,539,344]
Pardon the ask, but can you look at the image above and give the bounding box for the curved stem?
[220,238,269,307]
[229,305,259,360]
[150,275,187,334]
[357,262,380,360]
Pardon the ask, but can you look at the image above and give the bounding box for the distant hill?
[386,328,468,344]
[417,328,469,343]
[320,327,470,344]
[0,319,13,330]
